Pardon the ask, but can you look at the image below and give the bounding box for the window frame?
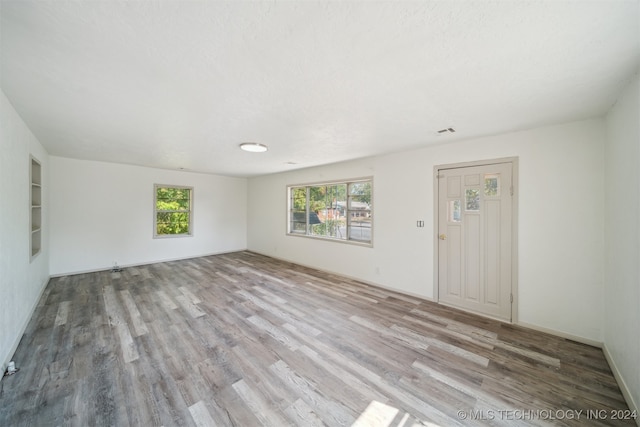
[153,184,194,238]
[287,177,373,246]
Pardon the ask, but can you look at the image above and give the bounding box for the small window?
[154,185,193,238]
[288,179,372,245]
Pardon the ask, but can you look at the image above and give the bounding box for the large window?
[154,185,193,238]
[288,179,372,244]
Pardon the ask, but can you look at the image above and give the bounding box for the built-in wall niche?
[30,156,42,260]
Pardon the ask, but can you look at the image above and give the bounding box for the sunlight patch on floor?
[352,400,440,427]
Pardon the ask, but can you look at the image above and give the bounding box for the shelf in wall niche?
[30,156,42,260]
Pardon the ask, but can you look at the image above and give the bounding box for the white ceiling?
[1,1,638,177]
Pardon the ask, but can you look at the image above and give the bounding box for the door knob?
[439,234,447,240]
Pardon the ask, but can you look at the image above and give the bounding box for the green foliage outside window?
[311,219,344,238]
[155,186,192,236]
[308,184,346,238]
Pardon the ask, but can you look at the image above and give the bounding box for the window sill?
[286,233,373,248]
[153,234,193,239]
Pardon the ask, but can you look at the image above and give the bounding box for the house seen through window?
[288,179,372,244]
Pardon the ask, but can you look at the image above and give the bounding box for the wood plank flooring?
[0,251,635,426]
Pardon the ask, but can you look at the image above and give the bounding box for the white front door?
[437,161,514,321]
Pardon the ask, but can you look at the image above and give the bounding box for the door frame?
[433,157,519,323]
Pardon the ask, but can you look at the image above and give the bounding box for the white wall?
[248,118,605,342]
[0,90,50,372]
[49,157,247,275]
[604,72,639,415]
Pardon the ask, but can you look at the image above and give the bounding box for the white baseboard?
[249,251,609,348]
[246,250,436,303]
[49,248,249,278]
[516,321,603,348]
[2,276,50,377]
[602,344,640,426]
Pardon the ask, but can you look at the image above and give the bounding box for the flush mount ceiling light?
[239,142,268,153]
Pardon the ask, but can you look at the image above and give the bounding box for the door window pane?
[449,200,461,222]
[466,189,480,211]
[484,174,500,196]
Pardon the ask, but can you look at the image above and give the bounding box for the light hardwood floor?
[0,251,635,426]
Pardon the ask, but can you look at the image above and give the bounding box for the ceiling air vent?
[437,127,456,134]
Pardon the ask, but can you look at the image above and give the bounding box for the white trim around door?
[434,157,519,323]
